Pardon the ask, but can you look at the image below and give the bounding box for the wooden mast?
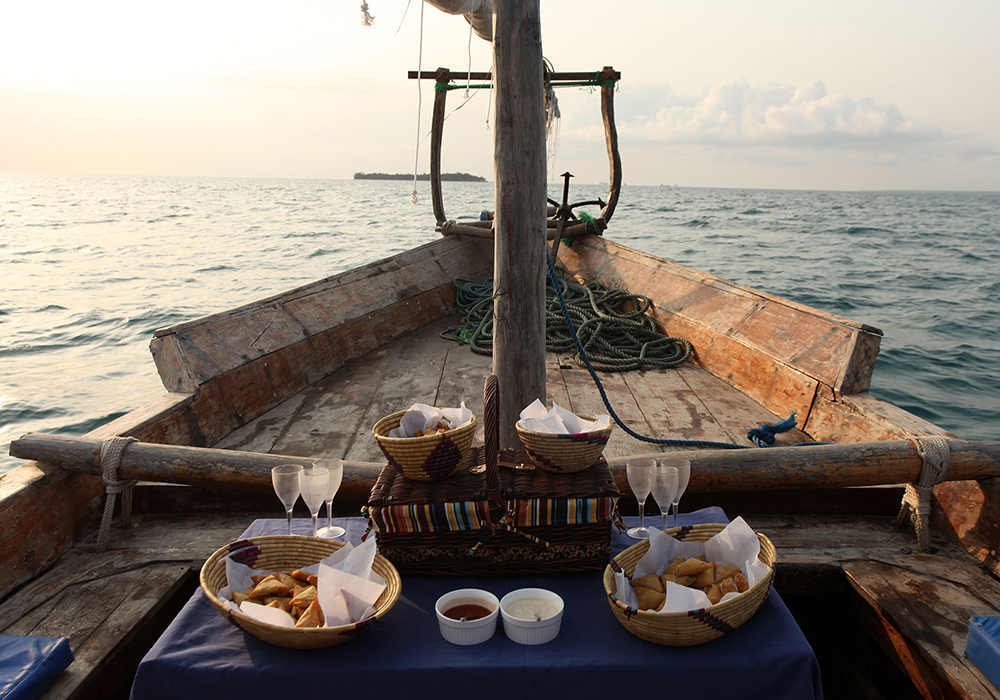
[492,0,547,449]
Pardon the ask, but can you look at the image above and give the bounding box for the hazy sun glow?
[2,0,999,190]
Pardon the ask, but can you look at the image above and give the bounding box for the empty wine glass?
[649,466,680,531]
[659,458,691,528]
[626,458,657,539]
[314,458,345,539]
[300,466,330,537]
[271,464,303,536]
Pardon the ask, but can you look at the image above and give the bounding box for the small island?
[354,172,486,182]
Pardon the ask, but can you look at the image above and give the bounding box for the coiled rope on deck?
[443,270,693,372]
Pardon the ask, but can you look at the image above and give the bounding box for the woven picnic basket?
[200,535,402,649]
[602,523,777,646]
[373,410,478,481]
[365,375,621,576]
[516,413,612,473]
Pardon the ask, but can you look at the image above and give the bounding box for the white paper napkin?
[389,402,474,438]
[517,399,610,434]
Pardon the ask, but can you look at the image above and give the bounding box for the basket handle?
[483,375,503,518]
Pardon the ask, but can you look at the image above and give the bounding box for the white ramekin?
[499,588,564,645]
[434,588,500,645]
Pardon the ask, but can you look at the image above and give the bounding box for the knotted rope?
[96,436,139,552]
[747,413,799,447]
[893,435,952,552]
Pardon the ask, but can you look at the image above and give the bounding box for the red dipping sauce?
[443,602,493,621]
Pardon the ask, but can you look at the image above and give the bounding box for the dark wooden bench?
[0,512,250,699]
[748,513,1000,700]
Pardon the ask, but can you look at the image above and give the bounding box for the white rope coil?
[894,435,951,552]
[97,436,139,552]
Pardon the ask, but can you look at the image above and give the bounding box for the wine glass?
[300,466,330,537]
[659,458,691,528]
[625,458,657,539]
[314,458,345,539]
[271,464,303,536]
[649,466,680,531]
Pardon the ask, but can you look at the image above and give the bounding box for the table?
[131,508,823,700]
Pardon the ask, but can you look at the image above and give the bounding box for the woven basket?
[373,411,478,481]
[602,523,776,646]
[366,376,621,576]
[516,413,612,473]
[200,535,402,649]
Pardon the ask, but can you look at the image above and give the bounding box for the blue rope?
[544,249,797,450]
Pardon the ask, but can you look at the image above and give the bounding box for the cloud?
[611,79,948,152]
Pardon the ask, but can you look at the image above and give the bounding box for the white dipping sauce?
[505,597,558,621]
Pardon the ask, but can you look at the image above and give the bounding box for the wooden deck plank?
[845,559,1000,700]
[344,324,451,463]
[557,357,656,460]
[678,365,812,446]
[619,365,732,449]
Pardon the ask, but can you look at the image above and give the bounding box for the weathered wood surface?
[598,66,622,225]
[559,235,886,437]
[845,559,1000,699]
[0,512,249,700]
[491,0,547,449]
[149,235,492,449]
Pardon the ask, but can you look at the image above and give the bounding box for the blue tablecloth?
[131,508,822,700]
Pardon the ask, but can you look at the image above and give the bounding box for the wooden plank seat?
[748,513,1000,700]
[0,513,249,700]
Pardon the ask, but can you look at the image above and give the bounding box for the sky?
[2,0,998,191]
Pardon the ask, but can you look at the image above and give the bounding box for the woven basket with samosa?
[602,523,776,646]
[200,535,401,649]
[516,413,612,473]
[373,410,477,481]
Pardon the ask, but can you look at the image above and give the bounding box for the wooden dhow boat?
[4,36,1000,700]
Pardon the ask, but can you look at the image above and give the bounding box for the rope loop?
[894,435,952,552]
[97,436,139,552]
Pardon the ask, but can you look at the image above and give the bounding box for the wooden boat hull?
[4,232,999,700]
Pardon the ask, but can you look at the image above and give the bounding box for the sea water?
[2,174,998,475]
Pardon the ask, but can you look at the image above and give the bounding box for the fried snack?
[634,586,666,611]
[232,589,251,606]
[295,599,324,628]
[248,578,291,600]
[718,577,739,596]
[693,562,716,589]
[250,574,273,585]
[632,573,664,593]
[264,596,294,612]
[290,585,318,608]
[274,571,297,589]
[734,572,749,593]
[662,556,686,575]
[290,570,312,583]
[705,584,723,605]
[714,564,742,583]
[673,557,712,577]
[661,573,696,587]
